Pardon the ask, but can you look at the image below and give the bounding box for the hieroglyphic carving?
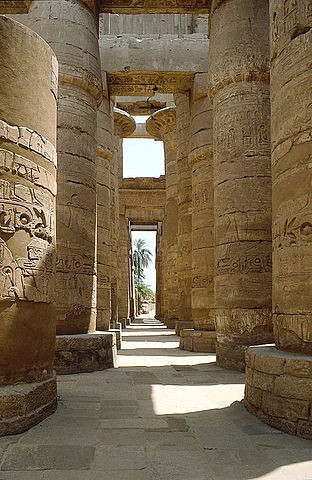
[0,120,57,165]
[214,108,270,158]
[56,254,95,276]
[274,196,312,249]
[107,71,195,97]
[216,255,272,275]
[99,0,209,13]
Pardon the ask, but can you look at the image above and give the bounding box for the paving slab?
[0,318,311,479]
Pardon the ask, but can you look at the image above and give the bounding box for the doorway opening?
[131,226,157,318]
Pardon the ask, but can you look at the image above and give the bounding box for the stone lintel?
[179,329,217,353]
[108,71,195,97]
[114,107,136,137]
[245,346,312,439]
[146,107,177,140]
[99,0,210,14]
[121,177,166,190]
[0,376,57,437]
[54,333,117,375]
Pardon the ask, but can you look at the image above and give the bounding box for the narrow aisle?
[0,319,311,480]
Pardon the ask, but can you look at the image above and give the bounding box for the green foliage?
[132,238,153,285]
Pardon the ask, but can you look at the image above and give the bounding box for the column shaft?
[0,17,58,435]
[96,95,114,331]
[175,94,193,333]
[208,0,273,370]
[271,0,312,354]
[28,0,103,335]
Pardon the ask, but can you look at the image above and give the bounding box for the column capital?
[113,108,136,137]
[146,107,177,141]
[207,0,270,100]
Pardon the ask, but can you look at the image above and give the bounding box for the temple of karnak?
[0,0,311,441]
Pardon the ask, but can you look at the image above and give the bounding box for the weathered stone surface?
[99,1,210,14]
[97,97,114,331]
[0,16,57,435]
[189,74,215,333]
[245,346,312,439]
[27,0,102,336]
[0,377,57,437]
[179,329,216,352]
[270,0,312,354]
[54,333,117,375]
[208,0,273,371]
[175,94,193,330]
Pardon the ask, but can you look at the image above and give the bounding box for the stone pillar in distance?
[146,107,179,328]
[174,94,193,335]
[245,0,312,439]
[208,0,273,371]
[180,73,216,352]
[113,108,136,327]
[96,77,114,331]
[0,17,58,435]
[27,0,117,373]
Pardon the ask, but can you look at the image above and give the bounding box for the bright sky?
[126,116,163,293]
[123,116,165,178]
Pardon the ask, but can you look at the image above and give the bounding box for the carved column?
[208,0,273,371]
[146,107,179,328]
[180,73,216,352]
[175,94,193,335]
[0,17,57,435]
[113,109,136,326]
[245,1,312,438]
[28,0,117,373]
[155,225,164,321]
[96,83,114,331]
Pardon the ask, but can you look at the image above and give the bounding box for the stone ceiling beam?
[108,71,195,96]
[99,0,210,14]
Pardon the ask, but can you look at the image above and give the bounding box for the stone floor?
[0,318,312,480]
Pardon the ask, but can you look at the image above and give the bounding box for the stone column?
[155,225,164,321]
[245,1,312,439]
[96,81,114,331]
[146,107,179,328]
[0,17,57,435]
[175,94,193,335]
[118,214,131,325]
[180,73,216,352]
[208,0,273,371]
[113,109,136,327]
[27,0,117,373]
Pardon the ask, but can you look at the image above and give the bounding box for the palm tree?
[132,238,152,284]
[132,238,153,313]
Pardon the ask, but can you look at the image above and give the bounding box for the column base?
[118,318,128,329]
[0,376,57,437]
[175,321,194,336]
[110,328,122,350]
[216,342,249,372]
[179,329,216,353]
[54,332,117,375]
[244,346,312,439]
[165,318,177,329]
